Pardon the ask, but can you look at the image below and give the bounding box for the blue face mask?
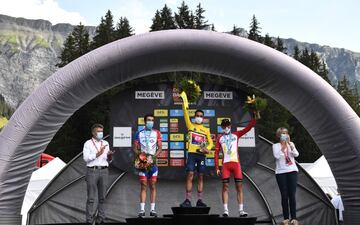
[96,132,103,140]
[280,133,288,142]
[146,121,154,129]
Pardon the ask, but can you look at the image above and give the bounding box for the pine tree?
[211,23,216,31]
[116,17,134,39]
[194,3,208,29]
[230,25,241,36]
[160,4,176,30]
[57,23,90,67]
[91,10,116,49]
[318,60,331,84]
[293,45,300,61]
[248,15,262,42]
[263,34,275,48]
[150,10,163,31]
[175,1,194,29]
[72,23,90,57]
[275,37,287,53]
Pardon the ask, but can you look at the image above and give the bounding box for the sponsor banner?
[237,127,256,147]
[204,91,233,100]
[170,150,185,158]
[160,118,168,123]
[170,127,179,133]
[217,117,231,125]
[170,159,185,167]
[157,159,169,167]
[138,126,145,132]
[206,150,215,158]
[158,150,169,158]
[160,127,168,133]
[138,117,144,125]
[172,87,182,105]
[218,159,223,167]
[113,127,132,147]
[170,133,184,141]
[162,133,168,141]
[217,126,224,133]
[160,123,168,128]
[135,91,165,99]
[203,123,210,128]
[170,142,184,149]
[154,109,168,117]
[170,123,178,128]
[203,109,216,117]
[162,142,168,150]
[170,109,183,117]
[170,118,179,123]
[206,159,215,167]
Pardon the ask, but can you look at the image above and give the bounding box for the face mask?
[194,116,203,124]
[280,133,288,142]
[146,121,154,129]
[223,127,231,134]
[96,132,103,140]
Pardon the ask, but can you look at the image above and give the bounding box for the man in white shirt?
[331,191,344,225]
[83,124,113,225]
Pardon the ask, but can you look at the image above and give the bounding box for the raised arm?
[235,117,256,138]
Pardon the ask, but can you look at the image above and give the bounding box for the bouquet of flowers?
[134,152,156,171]
[175,78,202,103]
[243,95,267,119]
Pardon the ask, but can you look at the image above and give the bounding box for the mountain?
[0,14,359,109]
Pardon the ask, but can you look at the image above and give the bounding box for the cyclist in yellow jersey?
[180,93,213,207]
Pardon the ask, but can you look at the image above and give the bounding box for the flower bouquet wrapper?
[134,152,156,171]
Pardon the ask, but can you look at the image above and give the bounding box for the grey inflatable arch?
[0,30,359,224]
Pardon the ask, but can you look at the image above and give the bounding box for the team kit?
[132,98,256,218]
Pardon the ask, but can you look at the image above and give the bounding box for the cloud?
[0,0,86,25]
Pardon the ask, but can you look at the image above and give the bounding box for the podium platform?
[126,207,257,225]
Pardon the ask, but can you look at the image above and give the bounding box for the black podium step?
[171,206,210,215]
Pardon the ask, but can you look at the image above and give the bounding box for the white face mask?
[194,116,203,124]
[96,132,103,140]
[223,127,231,134]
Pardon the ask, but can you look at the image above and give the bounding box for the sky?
[0,0,359,52]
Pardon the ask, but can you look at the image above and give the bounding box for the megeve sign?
[135,91,165,99]
[204,91,233,99]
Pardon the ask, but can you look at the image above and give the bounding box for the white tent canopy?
[21,157,66,225]
[302,155,338,197]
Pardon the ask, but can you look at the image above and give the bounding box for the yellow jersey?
[182,101,214,154]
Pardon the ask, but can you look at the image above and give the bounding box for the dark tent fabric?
[1,29,359,224]
[27,136,336,225]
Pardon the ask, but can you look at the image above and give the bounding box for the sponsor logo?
[135,91,164,99]
[154,109,168,117]
[170,133,184,141]
[162,133,168,141]
[204,91,233,100]
[113,127,132,147]
[160,127,168,132]
[206,159,215,167]
[138,117,145,125]
[162,142,168,149]
[170,150,185,158]
[203,109,215,117]
[170,142,184,149]
[170,159,185,166]
[157,150,169,158]
[157,159,169,166]
[170,109,183,117]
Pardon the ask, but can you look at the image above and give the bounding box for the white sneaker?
[222,210,229,217]
[138,210,145,218]
[281,219,290,225]
[239,210,248,217]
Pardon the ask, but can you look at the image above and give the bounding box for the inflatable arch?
[0,30,359,224]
